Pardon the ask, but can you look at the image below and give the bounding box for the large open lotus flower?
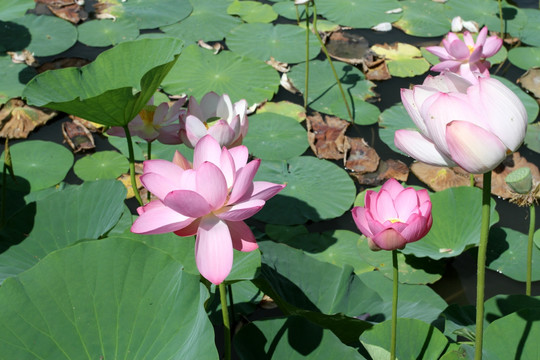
[108,96,186,144]
[426,26,503,83]
[351,179,433,251]
[131,135,285,284]
[180,92,248,148]
[395,72,527,174]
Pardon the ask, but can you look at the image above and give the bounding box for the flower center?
[388,218,402,224]
[204,116,221,129]
[139,105,157,126]
[467,45,475,54]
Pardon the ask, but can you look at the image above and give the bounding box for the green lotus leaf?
[227,0,278,23]
[516,8,540,47]
[0,19,31,53]
[371,43,430,77]
[483,1,528,42]
[484,294,540,323]
[253,156,356,224]
[525,123,540,153]
[360,318,448,360]
[0,0,34,21]
[227,23,320,63]
[0,180,126,283]
[0,140,73,192]
[401,186,499,259]
[10,14,77,57]
[206,280,264,324]
[106,134,146,161]
[378,103,416,155]
[23,38,183,127]
[235,316,365,359]
[0,237,218,359]
[74,151,129,181]
[257,101,306,122]
[243,112,309,160]
[441,304,478,341]
[162,45,280,106]
[394,0,450,37]
[507,47,540,71]
[0,55,36,104]
[160,0,241,44]
[443,0,500,29]
[316,0,401,29]
[272,1,312,21]
[77,19,139,47]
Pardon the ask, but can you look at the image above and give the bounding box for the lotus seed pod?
[505,167,533,194]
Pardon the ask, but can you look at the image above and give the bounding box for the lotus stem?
[474,171,492,360]
[1,162,6,227]
[391,249,398,360]
[498,0,504,39]
[526,204,536,296]
[123,125,143,207]
[147,141,152,202]
[470,174,475,187]
[219,283,231,360]
[311,1,354,123]
[304,3,310,109]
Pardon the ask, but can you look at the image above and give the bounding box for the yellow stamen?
[467,45,474,54]
[388,218,401,223]
[138,105,157,126]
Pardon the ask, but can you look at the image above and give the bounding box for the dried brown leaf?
[350,159,409,186]
[0,99,57,139]
[62,119,95,153]
[344,136,379,173]
[37,57,91,73]
[411,162,470,191]
[517,68,540,99]
[306,112,349,160]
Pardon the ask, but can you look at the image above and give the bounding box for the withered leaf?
[38,57,91,73]
[35,0,86,24]
[306,112,349,160]
[350,159,409,186]
[62,119,95,153]
[344,136,379,174]
[0,99,57,139]
[411,162,470,191]
[118,163,144,200]
[325,31,370,66]
[68,115,105,133]
[517,68,540,99]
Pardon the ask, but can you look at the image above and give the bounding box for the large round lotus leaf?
[227,0,277,23]
[516,8,540,47]
[0,56,36,104]
[360,318,448,360]
[288,60,379,124]
[378,103,416,155]
[77,19,139,47]
[235,316,365,360]
[272,1,312,21]
[484,227,540,282]
[316,0,401,29]
[483,1,528,42]
[160,0,241,44]
[371,43,430,77]
[74,151,129,181]
[0,0,34,21]
[401,186,499,259]
[0,237,218,359]
[23,38,184,127]
[441,304,478,341]
[0,180,126,283]
[394,0,449,37]
[95,0,192,29]
[443,0,500,29]
[508,47,540,71]
[492,75,538,124]
[484,294,540,324]
[484,308,540,360]
[107,134,145,161]
[243,112,309,160]
[253,156,356,224]
[257,101,306,122]
[0,140,73,192]
[10,14,77,57]
[0,19,31,52]
[359,271,447,324]
[162,45,280,105]
[525,123,540,153]
[227,23,320,63]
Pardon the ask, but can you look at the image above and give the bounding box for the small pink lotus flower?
[131,135,285,284]
[351,179,433,251]
[108,96,186,144]
[426,26,503,83]
[395,72,527,174]
[179,92,248,148]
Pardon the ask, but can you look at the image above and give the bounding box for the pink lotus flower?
[108,96,186,144]
[426,26,503,83]
[351,179,433,251]
[131,135,285,284]
[395,72,527,174]
[180,92,248,148]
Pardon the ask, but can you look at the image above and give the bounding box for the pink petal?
[220,147,236,188]
[431,60,463,73]
[164,190,212,218]
[401,88,429,135]
[228,159,261,204]
[365,211,387,238]
[131,200,194,234]
[446,120,508,173]
[140,172,179,201]
[207,119,236,147]
[394,129,456,167]
[416,189,431,207]
[476,27,488,47]
[184,115,208,146]
[425,46,452,60]
[448,39,470,60]
[193,135,222,169]
[468,45,483,63]
[463,31,475,48]
[351,207,374,238]
[251,181,285,201]
[107,126,126,138]
[380,178,404,199]
[375,190,398,221]
[199,92,221,119]
[371,228,407,251]
[227,220,258,252]
[172,150,192,170]
[216,199,265,221]
[156,124,182,145]
[215,94,233,122]
[195,216,233,285]
[482,36,502,58]
[196,162,228,210]
[153,102,169,125]
[174,218,201,237]
[187,95,204,120]
[228,145,249,170]
[399,214,430,243]
[394,187,420,220]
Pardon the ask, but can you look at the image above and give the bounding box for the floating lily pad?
[10,14,77,57]
[160,0,241,44]
[288,60,380,124]
[483,1,528,42]
[316,0,402,29]
[484,294,540,323]
[525,123,540,153]
[257,101,306,122]
[371,42,430,77]
[0,140,73,192]
[253,156,356,224]
[74,151,129,181]
[401,186,499,259]
[444,0,500,27]
[441,304,478,341]
[0,237,218,359]
[227,0,277,23]
[508,47,540,71]
[162,45,280,105]
[107,134,145,161]
[394,0,449,37]
[492,75,539,124]
[95,0,192,29]
[0,56,36,104]
[23,38,184,127]
[0,0,35,21]
[227,23,320,63]
[272,1,312,21]
[516,8,540,47]
[378,103,416,155]
[77,19,139,47]
[243,112,308,160]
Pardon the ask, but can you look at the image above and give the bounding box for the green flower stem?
[1,164,6,227]
[311,1,354,123]
[123,125,143,207]
[498,0,504,38]
[304,3,310,109]
[219,283,231,360]
[391,249,398,360]
[146,141,152,202]
[474,171,492,360]
[526,204,536,296]
[470,174,475,187]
